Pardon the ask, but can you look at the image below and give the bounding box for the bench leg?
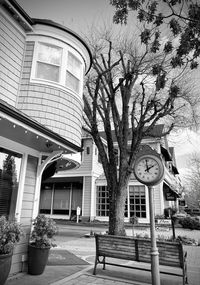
[103,256,106,270]
[184,260,188,284]
[93,255,98,275]
[183,264,188,285]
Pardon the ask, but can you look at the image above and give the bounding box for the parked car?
[173,212,188,219]
[184,208,200,216]
[192,208,200,216]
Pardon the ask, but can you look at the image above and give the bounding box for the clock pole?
[133,145,165,285]
[148,186,160,285]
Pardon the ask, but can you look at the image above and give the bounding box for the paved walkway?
[6,226,200,285]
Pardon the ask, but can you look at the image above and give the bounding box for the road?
[53,222,200,263]
[55,223,108,241]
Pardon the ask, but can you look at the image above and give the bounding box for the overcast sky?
[16,0,200,177]
[17,0,115,34]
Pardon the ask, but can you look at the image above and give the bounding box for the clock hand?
[147,164,155,171]
[145,160,149,172]
[145,164,156,172]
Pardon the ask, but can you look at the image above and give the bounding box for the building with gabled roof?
[42,125,182,223]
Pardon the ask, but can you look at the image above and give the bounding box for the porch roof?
[0,99,82,153]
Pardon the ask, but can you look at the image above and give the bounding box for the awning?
[172,165,179,175]
[161,146,172,161]
[163,182,180,201]
[42,155,80,181]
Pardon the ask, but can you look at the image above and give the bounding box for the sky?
[17,0,200,179]
[17,0,116,35]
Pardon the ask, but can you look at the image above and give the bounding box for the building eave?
[0,100,82,153]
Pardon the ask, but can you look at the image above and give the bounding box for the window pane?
[0,148,22,218]
[38,43,62,65]
[36,62,59,82]
[67,52,81,78]
[129,185,146,218]
[96,186,109,216]
[66,71,80,93]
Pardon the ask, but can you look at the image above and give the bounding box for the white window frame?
[66,51,82,94]
[35,42,63,83]
[30,37,84,96]
[96,185,109,217]
[129,184,147,219]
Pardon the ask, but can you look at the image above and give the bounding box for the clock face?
[134,155,164,186]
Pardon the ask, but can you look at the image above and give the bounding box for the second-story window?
[36,43,62,82]
[30,38,84,96]
[66,52,82,93]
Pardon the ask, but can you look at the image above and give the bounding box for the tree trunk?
[108,182,129,236]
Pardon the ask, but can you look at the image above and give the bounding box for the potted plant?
[28,214,57,275]
[0,216,23,285]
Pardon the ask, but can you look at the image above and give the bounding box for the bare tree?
[184,152,200,208]
[83,26,198,235]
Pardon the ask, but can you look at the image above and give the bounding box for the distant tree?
[184,152,200,208]
[110,0,200,70]
[3,154,17,183]
[1,154,18,217]
[83,25,199,235]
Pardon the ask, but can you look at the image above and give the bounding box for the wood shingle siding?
[0,12,25,106]
[18,83,83,145]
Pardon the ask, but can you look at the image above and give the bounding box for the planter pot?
[28,244,50,275]
[0,252,12,285]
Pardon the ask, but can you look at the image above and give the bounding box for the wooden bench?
[93,234,188,285]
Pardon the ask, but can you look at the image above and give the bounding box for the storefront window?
[40,182,82,217]
[96,185,146,218]
[96,186,109,216]
[39,184,52,214]
[0,148,22,218]
[53,183,71,215]
[129,185,146,218]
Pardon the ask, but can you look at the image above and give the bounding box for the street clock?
[133,145,165,186]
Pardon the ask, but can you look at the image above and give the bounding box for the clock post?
[148,185,160,285]
[133,145,165,285]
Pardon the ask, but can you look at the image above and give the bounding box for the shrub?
[130,216,139,224]
[179,216,200,230]
[0,216,23,254]
[29,214,57,248]
[177,235,198,245]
